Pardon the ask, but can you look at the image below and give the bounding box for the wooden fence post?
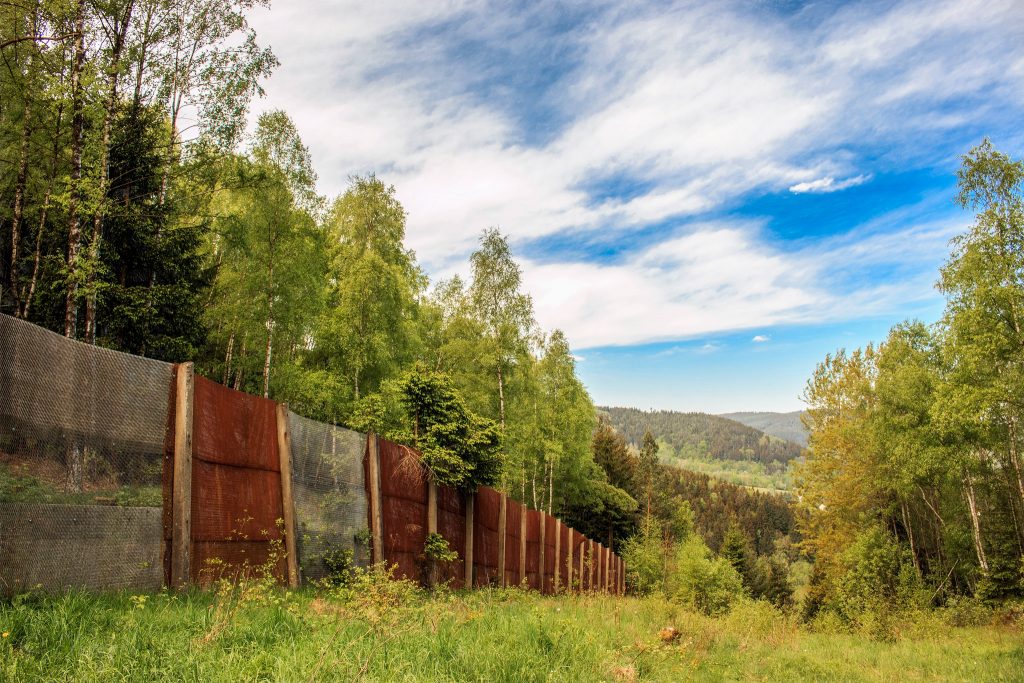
[427,480,438,535]
[367,434,384,565]
[539,513,546,593]
[604,545,610,593]
[566,528,573,591]
[553,520,561,592]
[171,362,194,589]
[497,493,507,587]
[464,492,474,589]
[578,538,585,590]
[276,403,299,588]
[519,507,527,588]
[588,539,595,591]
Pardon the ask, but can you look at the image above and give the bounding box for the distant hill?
[598,407,804,464]
[719,411,807,447]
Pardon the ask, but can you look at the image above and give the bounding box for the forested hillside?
[720,411,807,447]
[600,407,804,464]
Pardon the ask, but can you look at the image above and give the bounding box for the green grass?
[1,586,1021,682]
[0,462,162,506]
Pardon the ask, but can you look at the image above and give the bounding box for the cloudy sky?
[247,0,1024,413]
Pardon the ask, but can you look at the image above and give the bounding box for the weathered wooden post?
[553,519,561,592]
[519,507,527,587]
[171,362,194,589]
[539,513,546,592]
[275,403,299,588]
[367,434,384,564]
[464,492,475,588]
[497,493,507,587]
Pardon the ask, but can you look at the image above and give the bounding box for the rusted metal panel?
[378,438,426,582]
[436,483,465,585]
[574,530,588,591]
[190,459,283,542]
[473,486,500,586]
[192,375,278,471]
[192,540,286,585]
[190,378,284,583]
[525,509,541,591]
[504,499,522,586]
[543,514,557,594]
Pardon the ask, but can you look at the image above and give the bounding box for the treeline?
[601,407,804,465]
[0,1,630,536]
[591,421,797,611]
[798,141,1024,622]
[586,419,797,552]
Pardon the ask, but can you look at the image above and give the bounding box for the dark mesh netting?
[0,313,172,593]
[287,412,369,583]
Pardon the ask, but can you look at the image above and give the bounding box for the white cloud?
[789,174,872,194]
[752,335,770,343]
[244,0,1023,345]
[522,215,958,349]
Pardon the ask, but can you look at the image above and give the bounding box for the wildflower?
[2,631,9,638]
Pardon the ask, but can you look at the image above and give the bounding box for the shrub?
[668,536,744,615]
[833,526,921,619]
[621,518,665,595]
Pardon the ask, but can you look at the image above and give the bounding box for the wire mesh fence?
[288,412,369,583]
[0,313,172,593]
[0,313,623,594]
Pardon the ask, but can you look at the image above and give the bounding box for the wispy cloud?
[752,335,771,343]
[789,174,872,194]
[246,0,1023,347]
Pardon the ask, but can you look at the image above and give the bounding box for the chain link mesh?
[287,411,369,583]
[0,313,172,593]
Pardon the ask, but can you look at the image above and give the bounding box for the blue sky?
[247,0,1024,412]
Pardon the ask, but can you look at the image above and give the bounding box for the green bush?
[833,526,921,620]
[620,518,665,595]
[668,536,744,615]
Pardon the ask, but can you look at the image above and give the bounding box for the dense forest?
[601,407,804,465]
[796,141,1024,619]
[0,0,609,534]
[721,410,808,447]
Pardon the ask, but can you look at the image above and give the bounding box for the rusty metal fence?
[0,313,624,595]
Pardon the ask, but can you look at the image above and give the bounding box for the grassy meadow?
[1,576,1021,682]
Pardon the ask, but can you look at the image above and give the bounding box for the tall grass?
[1,583,1021,682]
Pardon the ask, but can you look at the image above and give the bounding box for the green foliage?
[423,532,458,564]
[601,406,804,467]
[4,589,1022,682]
[832,526,923,620]
[668,536,745,615]
[797,141,1024,612]
[398,363,501,490]
[621,517,667,595]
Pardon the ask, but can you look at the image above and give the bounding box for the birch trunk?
[63,0,87,338]
[964,471,988,572]
[85,3,134,343]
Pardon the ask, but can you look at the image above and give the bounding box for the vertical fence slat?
[367,433,383,564]
[566,527,574,591]
[277,407,299,584]
[171,362,194,588]
[553,519,560,592]
[497,494,507,587]
[276,403,299,588]
[539,513,546,593]
[427,480,438,535]
[519,507,527,586]
[464,492,474,588]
